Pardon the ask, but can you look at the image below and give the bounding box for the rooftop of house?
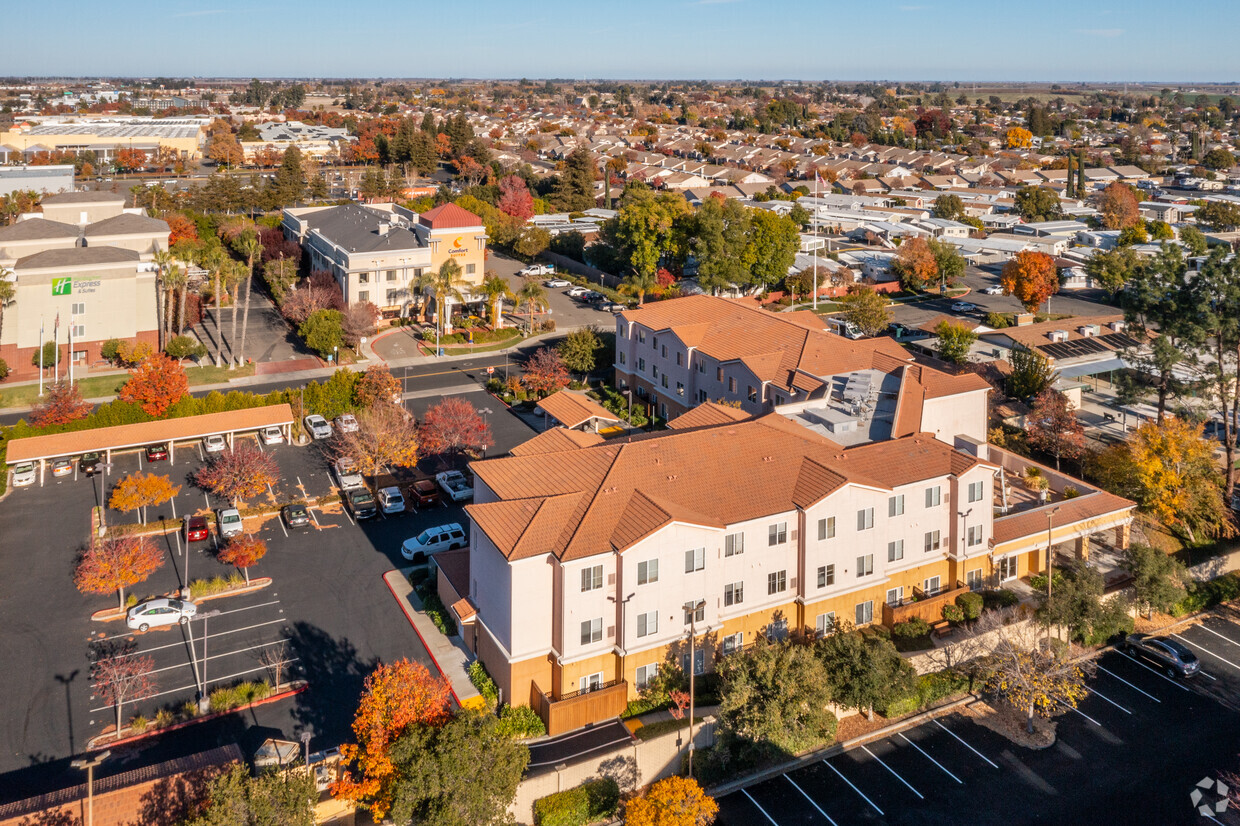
[302,202,424,254]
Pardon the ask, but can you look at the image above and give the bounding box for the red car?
[411,479,441,510]
[145,443,169,462]
[184,515,209,542]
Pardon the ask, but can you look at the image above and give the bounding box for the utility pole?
[1046,506,1061,602]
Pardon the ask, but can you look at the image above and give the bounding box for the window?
[651,335,658,350]
[676,381,684,396]
[697,389,708,403]
[724,532,744,557]
[661,374,669,389]
[684,601,705,624]
[968,525,983,547]
[358,291,369,303]
[580,618,602,645]
[681,650,706,675]
[818,516,836,540]
[697,360,706,373]
[857,508,874,531]
[637,559,659,585]
[747,385,758,402]
[728,377,737,393]
[661,344,667,357]
[888,495,904,517]
[71,302,85,315]
[924,530,941,553]
[638,330,646,344]
[925,486,941,507]
[385,269,397,281]
[581,565,603,592]
[684,547,705,573]
[768,522,787,546]
[716,367,724,382]
[465,263,476,275]
[414,267,425,278]
[967,569,983,590]
[638,357,646,372]
[676,352,683,366]
[358,272,370,283]
[636,611,658,638]
[724,581,744,606]
[968,480,985,503]
[722,632,743,654]
[767,570,788,594]
[579,672,603,693]
[72,324,85,338]
[767,619,789,641]
[887,586,904,607]
[924,576,942,595]
[888,539,904,562]
[619,352,626,365]
[855,600,874,626]
[815,613,836,637]
[818,564,835,588]
[998,556,1018,581]
[652,365,659,379]
[386,289,398,304]
[856,554,874,577]
[635,663,658,690]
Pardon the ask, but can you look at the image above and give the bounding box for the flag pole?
[812,172,820,310]
[38,317,44,397]
[53,313,60,384]
[68,315,74,384]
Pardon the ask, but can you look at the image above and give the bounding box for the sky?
[7,0,1240,82]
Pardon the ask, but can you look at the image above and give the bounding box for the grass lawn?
[432,332,527,356]
[0,363,256,409]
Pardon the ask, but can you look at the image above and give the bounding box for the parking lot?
[717,614,1240,826]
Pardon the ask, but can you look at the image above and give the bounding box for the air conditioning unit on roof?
[1079,324,1100,337]
[1048,330,1069,343]
[1110,320,1127,333]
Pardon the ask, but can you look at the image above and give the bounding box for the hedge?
[956,591,984,621]
[880,670,971,718]
[533,778,620,826]
[496,704,546,738]
[1173,571,1240,617]
[468,660,499,707]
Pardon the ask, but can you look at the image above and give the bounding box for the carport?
[6,404,295,486]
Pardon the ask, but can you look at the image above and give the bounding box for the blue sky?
[8,0,1239,81]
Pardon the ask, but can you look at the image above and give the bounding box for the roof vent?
[1110,320,1127,333]
[1078,324,1099,338]
[1048,330,1069,343]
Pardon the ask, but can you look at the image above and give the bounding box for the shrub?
[101,338,123,363]
[468,660,500,707]
[421,591,457,636]
[879,670,970,717]
[1173,572,1240,617]
[153,709,176,729]
[891,617,932,639]
[0,357,9,380]
[1063,485,1081,499]
[129,714,149,733]
[981,588,1020,609]
[533,777,619,826]
[984,311,1012,329]
[942,604,965,624]
[496,704,546,738]
[165,335,207,360]
[956,591,984,621]
[188,572,246,599]
[208,680,271,712]
[634,717,696,742]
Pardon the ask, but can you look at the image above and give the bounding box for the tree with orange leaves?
[1005,126,1033,149]
[1000,250,1059,312]
[1097,181,1141,230]
[331,659,452,819]
[625,776,719,826]
[353,363,401,409]
[119,352,189,417]
[217,535,267,583]
[891,236,938,291]
[30,380,92,426]
[74,535,164,610]
[108,471,181,524]
[114,147,148,173]
[334,401,419,480]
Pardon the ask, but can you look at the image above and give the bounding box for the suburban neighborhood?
[4,10,1240,825]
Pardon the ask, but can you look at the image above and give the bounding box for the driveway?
[487,251,618,332]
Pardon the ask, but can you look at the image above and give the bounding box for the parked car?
[566,286,589,298]
[203,434,227,454]
[261,426,283,445]
[127,598,197,632]
[983,284,1004,296]
[52,459,73,478]
[436,470,474,502]
[604,301,627,313]
[1124,633,1200,678]
[282,502,312,529]
[334,457,365,490]
[377,486,406,515]
[145,443,169,462]
[411,479,441,510]
[951,301,978,313]
[520,263,553,277]
[401,522,467,563]
[79,452,102,475]
[304,415,332,440]
[184,515,209,542]
[217,507,243,538]
[346,488,378,520]
[336,413,359,434]
[544,278,571,288]
[11,463,35,487]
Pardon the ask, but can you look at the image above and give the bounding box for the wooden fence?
[531,680,629,737]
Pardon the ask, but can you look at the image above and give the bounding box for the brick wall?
[0,329,158,383]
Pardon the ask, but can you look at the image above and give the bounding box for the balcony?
[530,679,629,737]
[881,581,970,628]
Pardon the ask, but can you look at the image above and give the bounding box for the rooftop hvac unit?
[1078,324,1099,337]
[1110,320,1127,333]
[1048,330,1069,343]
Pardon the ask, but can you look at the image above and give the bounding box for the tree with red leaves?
[194,445,280,505]
[418,396,494,468]
[522,347,569,399]
[74,535,165,610]
[497,175,534,221]
[1026,389,1086,471]
[119,353,188,417]
[165,213,199,246]
[30,380,92,426]
[1001,250,1059,313]
[218,535,267,583]
[91,648,157,736]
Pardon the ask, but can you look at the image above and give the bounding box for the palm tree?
[515,281,549,333]
[0,268,14,347]
[236,232,262,367]
[224,259,245,368]
[478,272,515,329]
[416,259,469,339]
[164,264,188,336]
[202,246,227,367]
[623,270,658,306]
[151,249,174,349]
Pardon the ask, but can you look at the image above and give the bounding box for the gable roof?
[0,217,80,242]
[15,246,139,269]
[666,402,751,430]
[535,390,621,430]
[419,202,483,229]
[509,427,604,456]
[83,213,170,237]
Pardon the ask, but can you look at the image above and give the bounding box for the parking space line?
[1198,624,1240,649]
[98,619,288,658]
[1087,686,1132,715]
[822,759,883,816]
[739,789,780,825]
[1118,651,1192,691]
[1200,670,1218,681]
[783,774,838,826]
[1172,633,1240,672]
[933,719,999,768]
[89,659,299,713]
[861,745,923,799]
[93,637,291,682]
[1096,664,1160,702]
[897,732,963,784]
[1060,699,1102,726]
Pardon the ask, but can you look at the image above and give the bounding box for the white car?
[334,457,365,490]
[127,598,197,632]
[401,522,467,563]
[544,278,571,288]
[436,470,474,502]
[520,263,552,277]
[217,507,243,538]
[378,486,406,515]
[565,286,589,298]
[11,463,35,487]
[304,415,332,440]
[204,434,227,454]
[336,413,359,433]
[982,285,1004,296]
[951,301,978,313]
[261,426,283,445]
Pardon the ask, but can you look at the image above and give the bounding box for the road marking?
[1200,670,1218,681]
[861,745,923,799]
[98,618,289,658]
[1118,650,1192,691]
[933,719,998,768]
[1172,633,1240,672]
[308,507,321,528]
[1060,699,1102,726]
[170,497,177,519]
[1196,624,1240,650]
[822,759,883,815]
[93,637,292,683]
[784,774,838,825]
[1096,664,1160,702]
[898,732,963,784]
[89,659,299,713]
[1086,685,1131,715]
[740,789,780,825]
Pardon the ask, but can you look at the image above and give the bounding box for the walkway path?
[382,569,482,709]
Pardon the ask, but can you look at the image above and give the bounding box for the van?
[826,317,865,340]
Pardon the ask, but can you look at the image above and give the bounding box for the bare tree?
[91,643,158,736]
[258,640,293,691]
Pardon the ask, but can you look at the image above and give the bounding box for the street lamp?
[71,750,110,826]
[683,599,706,779]
[1046,505,1061,601]
[958,507,973,587]
[187,609,223,710]
[478,408,493,456]
[300,731,312,768]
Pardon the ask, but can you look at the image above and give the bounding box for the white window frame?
[636,610,659,638]
[724,532,744,557]
[767,570,788,595]
[855,600,874,626]
[580,618,602,645]
[818,564,835,588]
[635,663,658,690]
[857,508,874,531]
[968,480,985,503]
[637,558,659,585]
[924,530,941,552]
[581,565,603,592]
[924,576,942,595]
[815,612,836,637]
[887,586,904,607]
[685,547,705,573]
[888,539,904,562]
[579,672,604,693]
[856,554,874,578]
[818,516,836,540]
[925,486,942,507]
[888,495,904,517]
[724,581,744,606]
[968,524,983,547]
[722,632,743,654]
[768,522,787,545]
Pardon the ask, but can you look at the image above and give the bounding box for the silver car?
[304,415,332,440]
[11,463,35,487]
[127,598,197,632]
[217,507,243,538]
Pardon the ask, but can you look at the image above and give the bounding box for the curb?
[382,570,463,707]
[89,578,274,622]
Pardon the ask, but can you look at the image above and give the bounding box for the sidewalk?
[382,568,482,709]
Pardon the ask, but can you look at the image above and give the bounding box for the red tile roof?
[535,390,621,430]
[419,202,483,229]
[509,427,605,456]
[993,490,1136,545]
[666,402,751,430]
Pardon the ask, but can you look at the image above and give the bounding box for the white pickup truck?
[435,470,474,502]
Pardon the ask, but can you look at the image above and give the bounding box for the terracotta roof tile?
[993,491,1135,545]
[509,427,604,456]
[450,596,477,622]
[838,433,995,488]
[419,202,483,229]
[666,402,750,430]
[892,370,924,438]
[535,390,621,429]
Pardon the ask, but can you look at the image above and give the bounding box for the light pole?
[625,389,633,426]
[188,609,222,710]
[958,507,972,587]
[479,408,493,456]
[71,750,110,826]
[683,599,705,779]
[300,731,312,767]
[1046,505,1061,601]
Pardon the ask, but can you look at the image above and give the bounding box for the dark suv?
[346,488,378,520]
[1124,633,1200,678]
[79,452,102,475]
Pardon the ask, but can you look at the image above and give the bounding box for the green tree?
[838,284,891,337]
[928,237,966,290]
[1197,247,1240,499]
[386,711,529,826]
[418,259,469,338]
[622,270,659,305]
[515,281,549,332]
[1006,348,1057,400]
[409,131,438,176]
[1180,225,1209,256]
[1122,543,1188,618]
[745,209,801,290]
[1197,201,1240,231]
[300,309,344,359]
[551,148,596,211]
[1202,147,1238,171]
[0,269,14,348]
[477,273,514,329]
[262,258,297,305]
[931,193,965,221]
[1037,560,1133,645]
[31,340,58,369]
[1013,186,1063,222]
[816,625,916,720]
[1148,220,1175,241]
[269,145,307,207]
[1083,246,1140,295]
[935,320,977,365]
[693,197,751,293]
[611,188,691,286]
[183,763,315,826]
[557,326,603,377]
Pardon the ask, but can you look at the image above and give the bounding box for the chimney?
[378,221,391,236]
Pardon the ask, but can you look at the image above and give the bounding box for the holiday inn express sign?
[51,277,71,295]
[50,277,101,296]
